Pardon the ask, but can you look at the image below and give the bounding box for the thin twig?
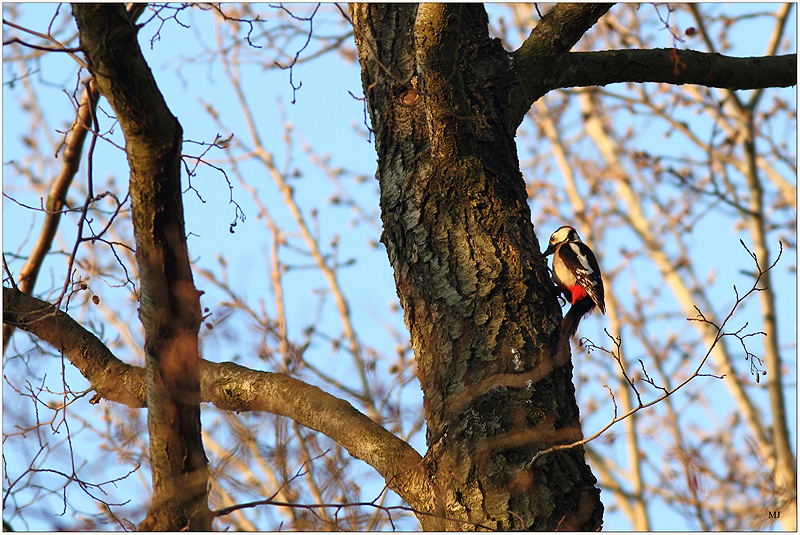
[529,239,781,465]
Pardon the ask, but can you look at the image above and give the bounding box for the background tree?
[3,3,795,531]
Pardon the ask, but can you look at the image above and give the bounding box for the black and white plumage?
[543,226,606,340]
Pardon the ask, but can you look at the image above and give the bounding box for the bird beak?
[543,243,556,257]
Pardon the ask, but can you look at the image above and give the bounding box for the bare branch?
[3,286,432,518]
[2,17,87,68]
[4,286,146,408]
[530,239,781,465]
[509,3,613,123]
[552,49,797,92]
[213,495,494,532]
[72,4,209,528]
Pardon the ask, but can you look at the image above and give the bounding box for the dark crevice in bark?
[351,3,602,530]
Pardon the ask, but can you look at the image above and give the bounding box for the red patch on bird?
[570,285,588,304]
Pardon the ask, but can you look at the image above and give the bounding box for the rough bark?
[7,2,795,531]
[551,49,797,92]
[351,3,603,530]
[348,3,797,528]
[71,4,210,530]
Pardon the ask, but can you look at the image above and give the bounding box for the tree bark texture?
[351,4,603,530]
[553,49,797,92]
[8,2,794,531]
[71,5,210,530]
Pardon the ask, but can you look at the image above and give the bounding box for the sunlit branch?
[2,285,430,516]
[2,18,87,68]
[213,495,494,532]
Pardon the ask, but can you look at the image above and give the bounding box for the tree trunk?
[351,4,603,530]
[72,5,211,530]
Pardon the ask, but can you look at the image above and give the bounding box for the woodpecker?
[543,226,606,340]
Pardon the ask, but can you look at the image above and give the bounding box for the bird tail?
[562,299,596,342]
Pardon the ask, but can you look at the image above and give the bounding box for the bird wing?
[560,242,606,313]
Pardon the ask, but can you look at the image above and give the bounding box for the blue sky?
[3,3,796,531]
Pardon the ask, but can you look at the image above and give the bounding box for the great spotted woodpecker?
[543,226,606,340]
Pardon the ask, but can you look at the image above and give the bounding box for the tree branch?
[516,3,613,60]
[2,285,432,517]
[2,2,146,354]
[4,285,147,407]
[528,239,782,466]
[2,83,98,352]
[552,49,797,91]
[507,3,796,127]
[508,3,613,124]
[72,3,208,529]
[199,359,431,512]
